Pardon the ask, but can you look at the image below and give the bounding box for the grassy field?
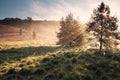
[0,41,120,80]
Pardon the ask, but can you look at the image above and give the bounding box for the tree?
[57,13,83,47]
[33,31,36,39]
[19,28,22,36]
[87,2,119,51]
[0,17,23,26]
[25,17,36,39]
[26,17,32,21]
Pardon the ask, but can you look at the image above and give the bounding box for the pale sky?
[0,0,120,22]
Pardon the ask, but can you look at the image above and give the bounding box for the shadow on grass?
[0,46,60,64]
[0,51,120,80]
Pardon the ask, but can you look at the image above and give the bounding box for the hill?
[0,20,60,44]
[0,24,32,41]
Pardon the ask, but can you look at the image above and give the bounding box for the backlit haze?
[0,0,120,45]
[0,0,120,22]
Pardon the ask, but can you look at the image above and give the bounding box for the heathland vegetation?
[0,2,120,80]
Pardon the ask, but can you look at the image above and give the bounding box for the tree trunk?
[99,34,102,51]
[99,29,103,51]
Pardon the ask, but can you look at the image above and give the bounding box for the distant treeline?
[0,17,59,28]
[0,17,34,28]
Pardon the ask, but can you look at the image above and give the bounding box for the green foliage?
[87,2,119,51]
[57,13,83,47]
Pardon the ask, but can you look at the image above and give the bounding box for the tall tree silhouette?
[87,2,119,51]
[57,13,83,47]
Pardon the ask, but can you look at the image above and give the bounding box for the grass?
[0,41,120,80]
[0,40,51,50]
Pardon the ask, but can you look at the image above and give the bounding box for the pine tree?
[57,13,83,47]
[87,2,119,51]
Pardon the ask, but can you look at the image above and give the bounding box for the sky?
[0,0,120,22]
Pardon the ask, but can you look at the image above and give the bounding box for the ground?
[0,41,120,80]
